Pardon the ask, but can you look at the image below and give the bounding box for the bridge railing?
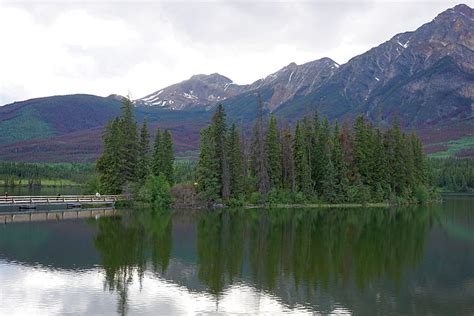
[0,195,129,204]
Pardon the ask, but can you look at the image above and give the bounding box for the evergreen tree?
[310,112,321,189]
[97,118,124,194]
[330,123,349,202]
[212,104,230,198]
[313,118,330,194]
[372,130,389,200]
[152,129,162,177]
[137,120,151,183]
[281,125,295,192]
[353,116,371,185]
[161,130,175,185]
[410,131,427,186]
[293,123,312,197]
[196,126,220,203]
[120,97,139,183]
[384,117,406,195]
[266,116,282,190]
[251,94,270,195]
[228,124,244,198]
[302,116,314,177]
[321,157,338,203]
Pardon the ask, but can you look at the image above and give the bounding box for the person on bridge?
[95,192,101,198]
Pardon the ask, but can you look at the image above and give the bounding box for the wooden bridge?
[0,195,128,207]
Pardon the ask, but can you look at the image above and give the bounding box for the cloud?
[0,0,467,104]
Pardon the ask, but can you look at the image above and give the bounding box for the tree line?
[430,157,474,192]
[0,162,94,186]
[97,98,174,195]
[196,102,431,205]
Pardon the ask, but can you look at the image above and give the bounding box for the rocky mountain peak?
[189,73,233,85]
[434,3,473,23]
[136,72,244,110]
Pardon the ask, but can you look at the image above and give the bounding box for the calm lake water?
[0,196,473,315]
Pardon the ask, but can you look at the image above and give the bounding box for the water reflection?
[89,206,437,314]
[1,199,473,315]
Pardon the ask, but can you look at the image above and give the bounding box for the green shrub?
[249,192,265,205]
[293,192,307,204]
[414,184,429,204]
[226,197,245,207]
[137,175,173,209]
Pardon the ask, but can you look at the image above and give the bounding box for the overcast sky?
[0,0,470,105]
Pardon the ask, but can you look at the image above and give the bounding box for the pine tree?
[152,129,162,177]
[330,122,349,202]
[353,116,370,185]
[302,116,314,177]
[384,117,406,195]
[161,130,175,185]
[293,123,312,197]
[120,97,139,183]
[97,118,124,194]
[251,94,270,195]
[266,116,282,190]
[372,129,389,200]
[321,157,338,203]
[313,118,330,194]
[196,126,220,203]
[212,104,230,198]
[310,112,321,189]
[137,120,150,183]
[281,125,295,192]
[228,124,244,198]
[410,131,427,186]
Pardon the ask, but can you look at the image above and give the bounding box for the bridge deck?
[0,195,128,206]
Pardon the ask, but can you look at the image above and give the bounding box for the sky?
[0,0,470,105]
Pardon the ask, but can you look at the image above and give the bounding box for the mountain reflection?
[91,206,435,313]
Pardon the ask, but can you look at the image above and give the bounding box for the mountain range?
[0,4,472,162]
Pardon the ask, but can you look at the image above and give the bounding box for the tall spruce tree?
[266,116,282,190]
[152,129,162,177]
[302,116,314,177]
[330,122,349,202]
[97,118,124,194]
[310,112,321,188]
[228,124,244,198]
[293,123,312,197]
[384,117,406,195]
[212,104,230,198]
[372,129,389,200]
[410,131,427,186]
[313,118,331,194]
[353,116,370,185]
[251,94,270,194]
[120,97,139,183]
[196,126,220,202]
[137,120,151,182]
[281,125,295,192]
[161,130,175,185]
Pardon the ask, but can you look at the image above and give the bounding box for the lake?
[0,196,473,315]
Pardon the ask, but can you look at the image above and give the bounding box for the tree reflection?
[91,205,435,313]
[196,206,434,300]
[91,208,173,315]
[196,210,246,295]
